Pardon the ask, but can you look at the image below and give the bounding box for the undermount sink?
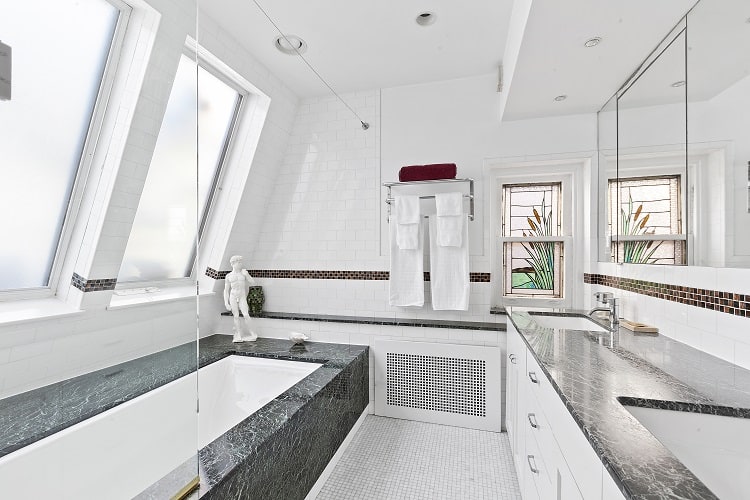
[624,405,750,500]
[529,313,609,333]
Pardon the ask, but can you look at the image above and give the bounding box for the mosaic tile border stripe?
[206,268,491,283]
[584,273,750,318]
[71,272,117,292]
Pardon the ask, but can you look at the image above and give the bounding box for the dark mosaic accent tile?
[204,267,228,280]
[219,311,506,332]
[584,273,750,321]
[206,269,492,283]
[70,272,117,292]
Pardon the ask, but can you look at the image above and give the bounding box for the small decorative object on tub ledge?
[247,285,264,316]
[289,331,309,345]
[224,255,258,343]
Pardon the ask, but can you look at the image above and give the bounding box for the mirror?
[686,0,750,267]
[598,0,750,268]
[598,22,687,265]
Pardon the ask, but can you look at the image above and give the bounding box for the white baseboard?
[304,402,372,500]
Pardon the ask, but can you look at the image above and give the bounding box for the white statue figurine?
[224,255,258,342]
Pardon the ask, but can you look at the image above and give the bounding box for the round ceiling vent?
[416,12,436,26]
[274,35,307,55]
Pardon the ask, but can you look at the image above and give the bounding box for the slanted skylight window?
[118,55,241,282]
[0,0,119,291]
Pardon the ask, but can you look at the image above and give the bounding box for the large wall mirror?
[598,0,750,268]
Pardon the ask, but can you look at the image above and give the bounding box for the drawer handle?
[528,371,539,384]
[527,455,539,474]
[509,354,517,364]
[528,413,539,429]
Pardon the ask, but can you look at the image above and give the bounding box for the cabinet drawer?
[524,428,554,500]
[532,366,603,499]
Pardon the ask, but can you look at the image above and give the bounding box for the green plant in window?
[620,194,662,263]
[515,197,555,290]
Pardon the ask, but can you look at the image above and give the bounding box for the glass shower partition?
[0,0,200,498]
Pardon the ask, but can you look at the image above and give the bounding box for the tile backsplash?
[589,263,750,370]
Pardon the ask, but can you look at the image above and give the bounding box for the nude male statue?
[224,255,258,342]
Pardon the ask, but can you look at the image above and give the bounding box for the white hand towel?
[389,217,424,307]
[395,195,420,249]
[429,215,469,311]
[435,192,464,247]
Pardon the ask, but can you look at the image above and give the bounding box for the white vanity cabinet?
[506,322,626,500]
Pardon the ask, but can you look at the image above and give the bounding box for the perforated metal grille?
[386,353,486,417]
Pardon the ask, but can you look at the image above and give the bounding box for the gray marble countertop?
[509,310,750,500]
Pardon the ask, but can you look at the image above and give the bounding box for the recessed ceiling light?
[584,37,602,48]
[416,12,437,26]
[671,80,686,88]
[274,35,307,55]
[554,95,567,102]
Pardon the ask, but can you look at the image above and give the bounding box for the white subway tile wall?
[589,263,750,370]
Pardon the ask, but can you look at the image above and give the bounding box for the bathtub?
[0,355,322,500]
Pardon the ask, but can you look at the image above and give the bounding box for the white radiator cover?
[374,340,502,432]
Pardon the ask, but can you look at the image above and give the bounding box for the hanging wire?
[250,0,370,131]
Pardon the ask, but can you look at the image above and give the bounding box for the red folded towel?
[399,163,457,182]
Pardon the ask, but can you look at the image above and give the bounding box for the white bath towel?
[389,216,424,307]
[435,192,464,247]
[394,195,421,249]
[429,215,469,311]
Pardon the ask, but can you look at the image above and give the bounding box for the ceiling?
[200,0,513,98]
[200,1,745,121]
[502,0,698,120]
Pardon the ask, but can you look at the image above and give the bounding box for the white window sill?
[0,298,84,327]
[108,285,215,310]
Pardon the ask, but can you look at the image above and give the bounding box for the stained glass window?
[609,176,685,265]
[501,183,564,298]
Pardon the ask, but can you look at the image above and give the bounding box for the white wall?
[243,73,597,321]
[0,0,298,397]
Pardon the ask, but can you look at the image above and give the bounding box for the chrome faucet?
[589,292,620,328]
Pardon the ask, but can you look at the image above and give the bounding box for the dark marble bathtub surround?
[206,268,492,282]
[509,310,750,499]
[219,310,506,332]
[584,272,750,318]
[71,272,117,292]
[0,342,198,458]
[193,336,369,500]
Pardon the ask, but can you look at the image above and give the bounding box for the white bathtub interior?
[198,355,323,447]
[625,405,750,500]
[0,355,321,500]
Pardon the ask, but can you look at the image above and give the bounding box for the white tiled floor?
[315,415,521,500]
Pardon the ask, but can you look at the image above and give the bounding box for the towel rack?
[383,178,474,222]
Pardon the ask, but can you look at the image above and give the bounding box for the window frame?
[608,174,686,265]
[488,157,586,309]
[0,0,131,301]
[501,182,565,298]
[604,152,688,266]
[115,46,247,289]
